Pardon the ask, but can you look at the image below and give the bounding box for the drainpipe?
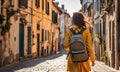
[115,0,119,70]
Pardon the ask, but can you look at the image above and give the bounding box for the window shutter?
[42,29,44,41]
[54,12,57,24]
[42,0,44,10]
[25,0,28,8]
[47,2,49,15]
[55,13,58,23]
[46,1,49,15]
[19,0,28,8]
[35,0,40,8]
[52,10,56,23]
[55,13,57,23]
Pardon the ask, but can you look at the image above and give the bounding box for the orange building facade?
[0,0,62,67]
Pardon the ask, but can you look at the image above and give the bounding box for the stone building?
[80,0,120,70]
[52,2,62,53]
[0,0,62,68]
[30,0,62,58]
[18,0,32,59]
[60,5,70,49]
[31,0,43,58]
[80,0,96,58]
[0,0,32,67]
[100,0,119,70]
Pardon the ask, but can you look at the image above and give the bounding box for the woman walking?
[64,12,95,72]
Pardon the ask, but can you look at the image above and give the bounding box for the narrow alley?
[0,50,118,72]
[0,0,120,72]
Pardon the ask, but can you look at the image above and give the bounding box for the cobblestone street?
[0,50,119,72]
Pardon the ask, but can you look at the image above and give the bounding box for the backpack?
[69,28,89,62]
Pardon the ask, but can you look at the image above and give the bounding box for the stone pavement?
[0,51,119,72]
[91,61,119,72]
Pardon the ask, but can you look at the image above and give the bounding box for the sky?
[55,0,82,17]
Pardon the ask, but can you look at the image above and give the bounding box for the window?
[46,1,49,15]
[96,0,99,11]
[84,4,87,12]
[42,0,44,10]
[14,37,16,41]
[35,0,40,8]
[41,47,44,56]
[100,0,105,4]
[18,0,28,8]
[10,0,12,5]
[37,24,40,30]
[45,0,47,12]
[42,29,44,41]
[55,12,58,23]
[52,10,58,23]
[1,0,4,5]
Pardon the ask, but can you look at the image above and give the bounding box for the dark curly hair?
[72,12,85,27]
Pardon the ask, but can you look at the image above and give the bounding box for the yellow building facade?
[0,0,32,67]
[52,2,62,53]
[32,0,53,57]
[0,0,61,67]
[31,0,43,57]
[32,0,62,57]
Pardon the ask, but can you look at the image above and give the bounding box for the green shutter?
[53,11,55,23]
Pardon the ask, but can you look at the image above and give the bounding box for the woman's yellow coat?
[64,26,95,72]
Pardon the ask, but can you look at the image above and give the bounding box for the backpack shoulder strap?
[70,28,76,35]
[70,28,86,35]
[78,28,86,34]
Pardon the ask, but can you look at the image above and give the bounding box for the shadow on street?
[0,50,67,72]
